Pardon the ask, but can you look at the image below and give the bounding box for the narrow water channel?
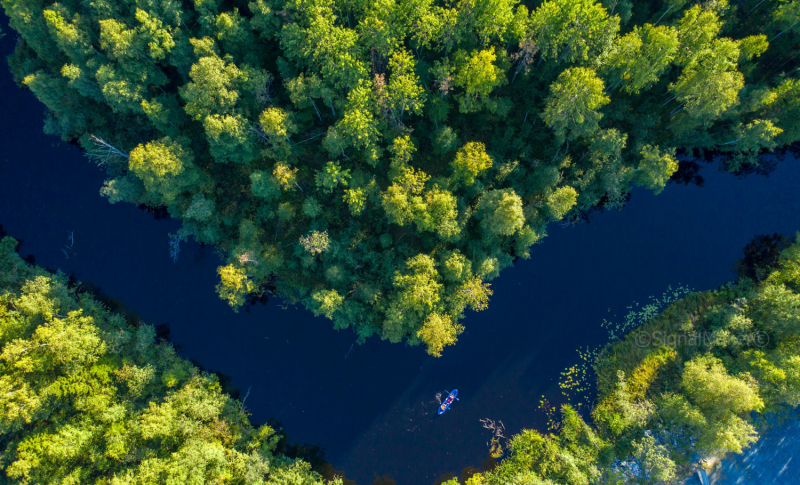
[2,14,800,485]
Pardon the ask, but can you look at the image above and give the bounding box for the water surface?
[2,14,800,484]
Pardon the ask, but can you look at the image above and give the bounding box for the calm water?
[2,14,800,485]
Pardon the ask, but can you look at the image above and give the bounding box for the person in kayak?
[438,389,459,414]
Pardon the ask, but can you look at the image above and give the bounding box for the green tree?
[455,276,493,311]
[204,113,258,164]
[721,120,783,171]
[681,354,764,452]
[215,264,255,310]
[343,187,368,215]
[385,49,426,123]
[310,289,344,319]
[453,48,507,112]
[413,187,459,239]
[384,255,444,344]
[603,24,679,94]
[315,161,352,193]
[632,434,676,483]
[299,230,331,255]
[180,55,242,120]
[476,188,525,237]
[451,141,493,186]
[382,164,431,226]
[184,193,215,220]
[250,170,282,200]
[43,7,92,62]
[545,186,578,220]
[528,0,618,64]
[258,107,298,142]
[669,38,744,128]
[633,145,679,195]
[416,312,464,357]
[128,137,199,204]
[541,68,609,143]
[281,1,367,92]
[336,81,380,162]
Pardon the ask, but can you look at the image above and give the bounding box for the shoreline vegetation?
[2,227,799,484]
[0,234,354,485]
[2,0,798,356]
[444,233,800,485]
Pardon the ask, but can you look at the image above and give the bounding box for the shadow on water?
[4,11,800,485]
[734,233,793,283]
[669,144,799,189]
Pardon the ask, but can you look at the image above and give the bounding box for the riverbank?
[3,10,800,483]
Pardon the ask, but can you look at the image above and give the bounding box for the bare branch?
[87,135,129,167]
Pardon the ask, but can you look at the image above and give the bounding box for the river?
[2,14,800,485]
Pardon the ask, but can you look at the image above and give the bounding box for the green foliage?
[385,50,426,121]
[299,230,331,255]
[721,120,783,172]
[4,0,800,356]
[528,0,618,65]
[485,405,604,485]
[632,434,676,483]
[453,48,507,112]
[184,193,215,221]
[681,353,763,453]
[541,68,609,143]
[416,313,464,357]
[545,186,578,221]
[604,24,679,94]
[181,55,243,121]
[315,161,351,193]
[216,264,256,310]
[634,145,679,195]
[204,113,259,164]
[487,238,800,484]
[251,170,282,200]
[476,188,525,237]
[451,141,493,186]
[310,289,344,319]
[128,137,199,204]
[0,237,330,485]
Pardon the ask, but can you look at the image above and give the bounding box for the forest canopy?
[2,0,799,355]
[0,235,333,485]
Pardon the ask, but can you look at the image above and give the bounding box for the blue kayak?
[438,389,459,414]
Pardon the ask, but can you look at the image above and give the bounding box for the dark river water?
[2,14,800,485]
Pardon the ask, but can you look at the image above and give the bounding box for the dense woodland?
[0,236,335,485]
[3,0,800,354]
